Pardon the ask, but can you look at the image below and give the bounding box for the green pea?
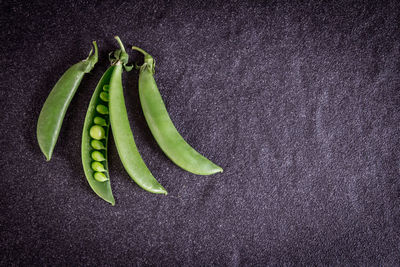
[103,85,109,91]
[91,151,105,161]
[94,116,107,126]
[89,125,105,140]
[94,172,108,182]
[91,140,105,150]
[100,92,109,102]
[96,104,109,114]
[92,161,106,172]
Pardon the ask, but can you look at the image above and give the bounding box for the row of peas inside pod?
[89,85,110,182]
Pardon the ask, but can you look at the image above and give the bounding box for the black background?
[1,0,400,265]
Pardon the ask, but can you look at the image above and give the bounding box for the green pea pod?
[81,66,115,205]
[109,37,167,195]
[132,46,223,175]
[37,41,98,161]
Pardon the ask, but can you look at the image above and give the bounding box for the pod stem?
[82,41,98,73]
[91,41,98,61]
[114,36,126,53]
[132,46,153,61]
[132,46,147,56]
[112,36,132,71]
[132,46,155,73]
[86,41,98,63]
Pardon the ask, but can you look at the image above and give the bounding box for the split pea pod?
[37,42,98,161]
[81,66,115,205]
[132,46,223,175]
[109,37,167,194]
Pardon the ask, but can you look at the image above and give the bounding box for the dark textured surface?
[1,0,400,265]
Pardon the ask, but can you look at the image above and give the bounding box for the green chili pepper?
[109,37,167,195]
[132,46,223,175]
[81,66,115,205]
[37,41,98,161]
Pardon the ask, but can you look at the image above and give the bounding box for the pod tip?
[108,198,116,206]
[214,165,223,174]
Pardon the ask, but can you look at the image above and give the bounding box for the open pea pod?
[81,66,115,205]
[132,46,223,175]
[37,41,98,161]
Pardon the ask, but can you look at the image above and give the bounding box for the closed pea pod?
[37,41,98,161]
[109,37,167,194]
[132,46,223,175]
[81,66,115,205]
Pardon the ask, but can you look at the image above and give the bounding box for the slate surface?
[1,0,400,265]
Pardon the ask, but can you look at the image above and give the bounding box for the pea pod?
[37,41,98,161]
[81,66,115,205]
[109,37,167,195]
[132,46,223,175]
